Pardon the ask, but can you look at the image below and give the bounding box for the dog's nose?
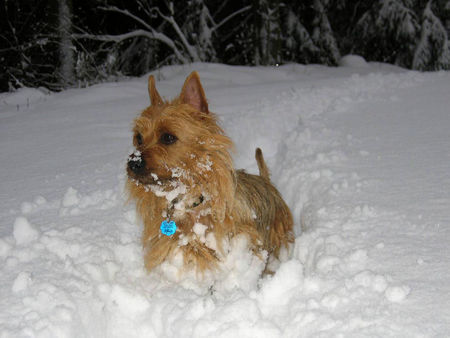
[128,158,146,174]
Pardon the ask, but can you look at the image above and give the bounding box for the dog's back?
[232,149,294,263]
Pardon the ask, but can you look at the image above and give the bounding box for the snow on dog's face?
[126,73,232,186]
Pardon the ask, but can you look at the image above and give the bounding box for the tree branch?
[98,4,198,62]
[74,29,188,63]
[213,5,251,32]
[152,6,200,61]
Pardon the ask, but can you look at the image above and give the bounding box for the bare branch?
[152,6,200,61]
[98,4,199,62]
[213,5,252,32]
[74,29,188,63]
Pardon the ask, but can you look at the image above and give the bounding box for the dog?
[126,71,294,276]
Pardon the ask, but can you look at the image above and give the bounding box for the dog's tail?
[255,148,270,180]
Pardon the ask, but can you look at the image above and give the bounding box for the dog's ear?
[148,75,163,106]
[180,71,209,114]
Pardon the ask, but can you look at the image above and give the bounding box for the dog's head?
[127,72,232,186]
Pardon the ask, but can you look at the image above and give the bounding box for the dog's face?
[127,106,204,185]
[127,72,230,186]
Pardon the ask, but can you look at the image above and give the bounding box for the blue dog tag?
[160,220,177,236]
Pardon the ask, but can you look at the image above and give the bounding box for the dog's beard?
[128,165,189,196]
[127,171,160,186]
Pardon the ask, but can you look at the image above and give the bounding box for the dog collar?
[160,195,204,236]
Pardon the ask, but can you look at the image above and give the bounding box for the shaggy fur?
[126,72,294,275]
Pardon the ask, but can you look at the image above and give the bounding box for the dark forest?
[1,0,449,92]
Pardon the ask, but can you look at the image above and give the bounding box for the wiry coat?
[126,72,294,274]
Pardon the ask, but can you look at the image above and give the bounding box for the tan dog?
[126,72,294,276]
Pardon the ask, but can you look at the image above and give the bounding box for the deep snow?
[1,60,450,337]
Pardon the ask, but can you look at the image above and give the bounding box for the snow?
[192,223,208,240]
[384,285,410,303]
[62,187,80,207]
[13,217,40,245]
[1,62,450,336]
[11,271,33,294]
[339,54,369,68]
[0,87,50,107]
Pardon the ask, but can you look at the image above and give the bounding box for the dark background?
[1,0,449,92]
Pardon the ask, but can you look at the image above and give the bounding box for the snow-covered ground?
[1,60,450,337]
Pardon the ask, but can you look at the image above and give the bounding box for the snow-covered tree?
[211,1,256,65]
[0,0,60,91]
[413,1,450,70]
[353,0,420,67]
[446,1,450,34]
[282,6,320,64]
[58,0,75,87]
[253,0,283,65]
[182,0,217,61]
[311,0,341,65]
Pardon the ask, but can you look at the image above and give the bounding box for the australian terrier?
[126,71,294,277]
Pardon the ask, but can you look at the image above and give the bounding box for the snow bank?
[339,54,369,68]
[0,87,50,109]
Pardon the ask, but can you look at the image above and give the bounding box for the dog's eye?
[160,133,177,145]
[136,133,143,145]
